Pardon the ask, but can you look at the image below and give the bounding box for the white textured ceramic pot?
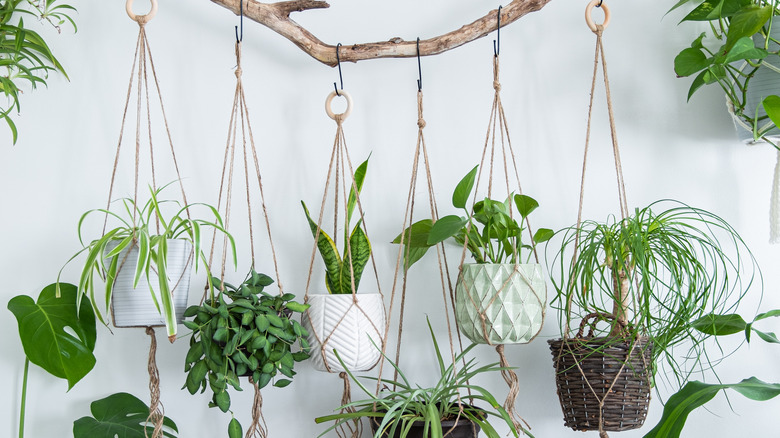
[735,22,780,142]
[302,293,385,373]
[109,239,194,328]
[455,263,546,345]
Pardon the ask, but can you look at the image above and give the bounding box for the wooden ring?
[126,0,158,22]
[325,90,353,121]
[585,0,610,33]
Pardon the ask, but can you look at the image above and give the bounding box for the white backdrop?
[2,0,779,437]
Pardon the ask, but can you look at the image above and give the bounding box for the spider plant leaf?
[302,201,342,294]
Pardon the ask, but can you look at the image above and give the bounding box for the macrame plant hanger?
[202,3,283,436]
[104,1,191,436]
[301,47,386,438]
[376,39,475,437]
[453,7,541,434]
[553,3,651,437]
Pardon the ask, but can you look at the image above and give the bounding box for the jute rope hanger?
[554,4,651,437]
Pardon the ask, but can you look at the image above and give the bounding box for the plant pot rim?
[307,292,382,297]
[460,262,540,267]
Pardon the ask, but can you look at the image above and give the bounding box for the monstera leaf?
[8,283,96,389]
[73,392,178,438]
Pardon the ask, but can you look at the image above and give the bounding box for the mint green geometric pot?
[455,263,546,345]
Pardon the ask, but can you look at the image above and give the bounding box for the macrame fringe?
[335,372,362,438]
[245,378,268,438]
[145,327,165,438]
[495,345,530,435]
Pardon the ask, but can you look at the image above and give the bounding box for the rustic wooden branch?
[209,0,552,67]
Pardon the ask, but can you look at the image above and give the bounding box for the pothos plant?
[671,0,780,145]
[58,183,235,341]
[394,165,553,270]
[549,200,759,388]
[183,269,310,435]
[302,158,370,294]
[1,0,76,144]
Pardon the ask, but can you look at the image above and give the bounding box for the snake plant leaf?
[8,283,96,390]
[452,165,479,209]
[644,378,780,438]
[73,392,178,438]
[302,201,342,294]
[339,220,371,294]
[346,157,369,227]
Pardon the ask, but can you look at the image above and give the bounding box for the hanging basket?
[548,336,653,433]
[109,239,193,328]
[455,263,546,345]
[302,293,385,373]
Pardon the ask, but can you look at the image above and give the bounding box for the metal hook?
[334,43,343,96]
[597,0,603,7]
[493,5,502,57]
[235,0,244,42]
[416,38,423,91]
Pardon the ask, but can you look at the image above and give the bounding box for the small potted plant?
[547,200,758,433]
[314,319,529,438]
[394,165,553,345]
[183,269,310,435]
[59,183,235,342]
[301,158,385,373]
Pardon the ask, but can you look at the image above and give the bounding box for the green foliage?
[183,269,310,436]
[302,158,371,294]
[394,165,553,270]
[315,319,529,438]
[58,182,235,340]
[549,200,758,389]
[8,283,96,389]
[1,0,76,144]
[73,392,178,438]
[671,0,780,144]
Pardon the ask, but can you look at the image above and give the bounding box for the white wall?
[2,0,778,437]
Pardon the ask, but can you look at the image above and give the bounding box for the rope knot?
[334,114,344,124]
[235,67,243,79]
[594,24,604,36]
[417,117,426,129]
[493,80,502,92]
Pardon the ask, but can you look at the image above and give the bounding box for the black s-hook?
[416,38,423,91]
[235,0,244,42]
[493,5,502,57]
[334,43,343,96]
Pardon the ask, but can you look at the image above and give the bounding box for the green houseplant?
[671,0,780,144]
[394,165,553,345]
[315,319,529,438]
[59,183,235,342]
[300,158,385,373]
[1,0,76,144]
[183,269,310,436]
[547,200,758,433]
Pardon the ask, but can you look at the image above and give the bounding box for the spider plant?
[548,199,759,388]
[58,182,235,342]
[314,319,529,438]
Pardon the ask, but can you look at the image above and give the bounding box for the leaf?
[228,418,242,438]
[723,37,768,63]
[513,194,539,218]
[674,47,711,77]
[346,157,370,226]
[691,313,747,336]
[8,283,96,389]
[725,5,772,52]
[301,201,342,294]
[339,221,371,294]
[753,329,780,344]
[392,219,433,248]
[452,165,479,209]
[644,378,780,438]
[755,309,780,321]
[274,378,292,388]
[427,215,468,245]
[215,390,230,412]
[72,392,178,438]
[533,228,554,244]
[762,95,780,128]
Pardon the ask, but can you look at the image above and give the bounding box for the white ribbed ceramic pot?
[455,263,546,345]
[735,22,780,142]
[302,293,385,373]
[108,239,194,328]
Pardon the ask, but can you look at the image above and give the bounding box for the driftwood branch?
[209,0,552,67]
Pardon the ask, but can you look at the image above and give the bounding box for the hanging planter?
[456,263,545,345]
[302,292,385,372]
[369,410,481,438]
[109,238,193,328]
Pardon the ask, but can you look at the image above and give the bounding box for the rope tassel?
[145,327,165,438]
[245,379,268,438]
[495,345,530,435]
[335,372,362,438]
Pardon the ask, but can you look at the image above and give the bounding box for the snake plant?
[302,158,370,294]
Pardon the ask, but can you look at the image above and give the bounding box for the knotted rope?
[145,327,164,438]
[245,378,268,438]
[335,372,362,438]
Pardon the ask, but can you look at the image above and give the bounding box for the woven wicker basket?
[548,335,653,432]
